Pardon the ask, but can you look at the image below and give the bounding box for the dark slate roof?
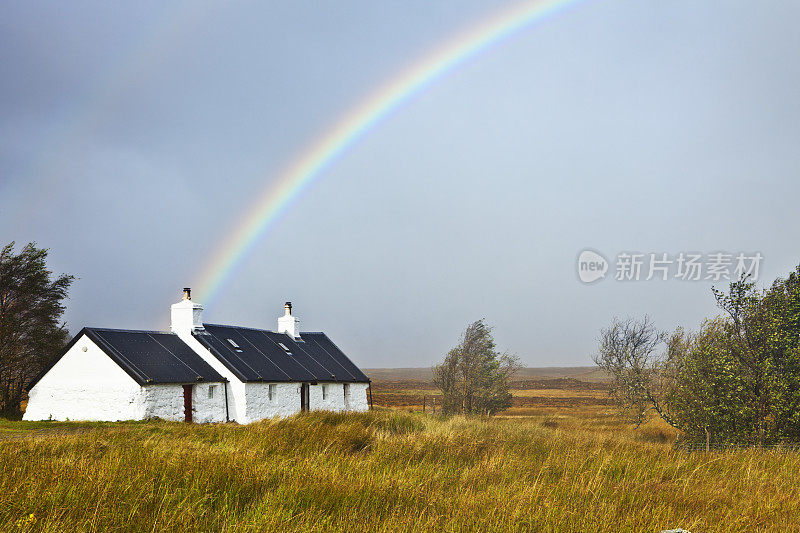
[194,324,370,383]
[29,328,227,389]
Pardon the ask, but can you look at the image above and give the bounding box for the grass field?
[3,389,800,532]
[364,366,610,382]
[368,376,612,411]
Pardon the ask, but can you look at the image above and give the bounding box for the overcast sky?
[2,1,799,368]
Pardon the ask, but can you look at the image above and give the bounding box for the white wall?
[309,383,345,412]
[243,382,370,422]
[141,384,184,421]
[245,383,300,423]
[24,335,144,421]
[23,333,228,423]
[345,383,370,412]
[190,382,228,423]
[141,383,227,423]
[247,381,372,420]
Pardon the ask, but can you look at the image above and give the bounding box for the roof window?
[277,342,292,355]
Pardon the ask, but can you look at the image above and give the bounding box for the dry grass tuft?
[1,409,799,532]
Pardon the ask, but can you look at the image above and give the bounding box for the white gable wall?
[24,333,229,422]
[24,334,144,421]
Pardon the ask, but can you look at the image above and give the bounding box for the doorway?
[300,383,310,412]
[343,383,351,411]
[183,384,193,423]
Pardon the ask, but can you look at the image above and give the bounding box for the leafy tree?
[664,319,752,446]
[0,242,73,418]
[597,264,800,446]
[432,320,519,415]
[595,315,756,445]
[710,278,775,445]
[758,267,800,441]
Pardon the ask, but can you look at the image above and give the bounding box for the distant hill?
[364,366,609,383]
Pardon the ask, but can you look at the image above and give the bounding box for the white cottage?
[24,289,371,423]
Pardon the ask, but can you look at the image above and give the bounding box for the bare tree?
[593,316,680,429]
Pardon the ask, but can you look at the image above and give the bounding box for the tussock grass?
[1,409,799,532]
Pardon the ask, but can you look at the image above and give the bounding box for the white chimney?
[170,287,204,334]
[277,301,300,339]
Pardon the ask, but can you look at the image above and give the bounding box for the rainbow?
[196,0,584,304]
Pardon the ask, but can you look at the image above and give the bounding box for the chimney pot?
[278,302,300,338]
[171,288,203,334]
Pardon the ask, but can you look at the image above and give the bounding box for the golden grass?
[1,409,799,532]
[371,387,610,409]
[372,388,606,399]
[510,388,607,399]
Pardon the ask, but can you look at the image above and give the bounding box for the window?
[322,384,328,400]
[277,342,292,355]
[343,384,351,409]
[208,385,216,399]
[268,384,277,402]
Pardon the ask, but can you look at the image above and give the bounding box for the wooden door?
[300,383,309,412]
[183,384,193,423]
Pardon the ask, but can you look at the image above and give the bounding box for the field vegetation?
[3,391,800,532]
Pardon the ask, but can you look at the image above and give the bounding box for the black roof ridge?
[202,323,275,333]
[202,323,327,336]
[85,326,173,335]
[79,325,328,336]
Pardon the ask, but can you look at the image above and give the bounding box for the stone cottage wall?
[23,335,144,421]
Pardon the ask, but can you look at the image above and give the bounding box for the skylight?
[227,338,243,352]
[277,342,292,355]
